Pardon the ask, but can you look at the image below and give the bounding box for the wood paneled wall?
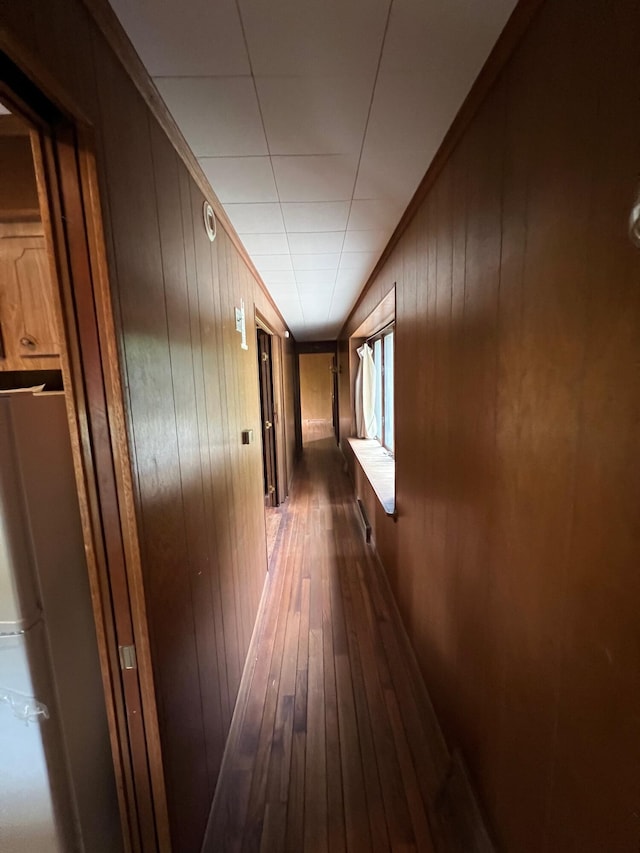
[0,4,295,851]
[341,1,640,850]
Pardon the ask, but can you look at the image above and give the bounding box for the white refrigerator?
[0,389,122,852]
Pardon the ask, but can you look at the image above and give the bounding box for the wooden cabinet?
[0,221,61,370]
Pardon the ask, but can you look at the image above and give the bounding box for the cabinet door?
[0,225,61,370]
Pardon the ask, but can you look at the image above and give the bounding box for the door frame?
[256,311,288,506]
[296,341,339,443]
[0,54,170,853]
[256,324,279,507]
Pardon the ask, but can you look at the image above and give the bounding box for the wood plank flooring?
[265,506,285,565]
[203,427,446,852]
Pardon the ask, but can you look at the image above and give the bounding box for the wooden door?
[257,328,278,507]
[45,125,167,852]
[299,352,334,443]
[1,47,168,853]
[331,355,339,442]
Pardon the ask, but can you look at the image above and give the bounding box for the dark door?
[331,354,339,443]
[257,328,278,507]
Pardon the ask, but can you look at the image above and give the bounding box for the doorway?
[0,101,124,853]
[0,57,167,853]
[257,326,279,508]
[299,351,336,445]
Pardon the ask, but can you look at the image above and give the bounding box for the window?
[349,288,396,515]
[368,323,394,453]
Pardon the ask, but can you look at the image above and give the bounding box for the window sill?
[347,437,395,516]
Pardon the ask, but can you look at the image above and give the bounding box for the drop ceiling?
[109,0,517,340]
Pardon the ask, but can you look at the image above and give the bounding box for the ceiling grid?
[109,0,518,339]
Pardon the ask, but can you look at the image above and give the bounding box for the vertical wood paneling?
[341,1,640,850]
[176,158,234,773]
[487,29,532,837]
[151,120,235,814]
[93,43,211,851]
[394,218,417,627]
[544,2,640,849]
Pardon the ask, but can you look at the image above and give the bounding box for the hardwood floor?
[264,506,285,565]
[203,431,446,852]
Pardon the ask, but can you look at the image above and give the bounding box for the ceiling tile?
[335,268,366,291]
[325,318,351,336]
[270,286,302,300]
[282,201,350,233]
[295,269,338,288]
[354,148,429,204]
[342,229,390,252]
[279,310,305,324]
[224,202,285,233]
[348,199,402,231]
[338,251,379,273]
[362,71,461,159]
[109,0,249,76]
[270,291,303,309]
[380,0,517,76]
[274,303,304,318]
[261,269,296,286]
[155,77,267,156]
[252,254,293,272]
[199,156,277,203]
[330,288,359,310]
[328,296,357,321]
[238,0,389,76]
[273,155,358,202]
[277,309,304,324]
[292,254,340,272]
[300,311,329,327]
[256,76,372,155]
[299,301,329,318]
[287,231,345,254]
[239,233,289,254]
[324,318,343,331]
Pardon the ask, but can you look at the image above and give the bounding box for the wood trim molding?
[45,122,172,852]
[351,287,396,339]
[0,113,31,135]
[340,0,546,338]
[255,308,278,336]
[78,0,289,334]
[36,124,142,852]
[74,125,172,852]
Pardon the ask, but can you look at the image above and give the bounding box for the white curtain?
[355,343,377,438]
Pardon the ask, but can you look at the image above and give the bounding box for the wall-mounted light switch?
[235,300,248,350]
[241,429,253,445]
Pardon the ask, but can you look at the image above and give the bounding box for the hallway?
[204,428,446,851]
